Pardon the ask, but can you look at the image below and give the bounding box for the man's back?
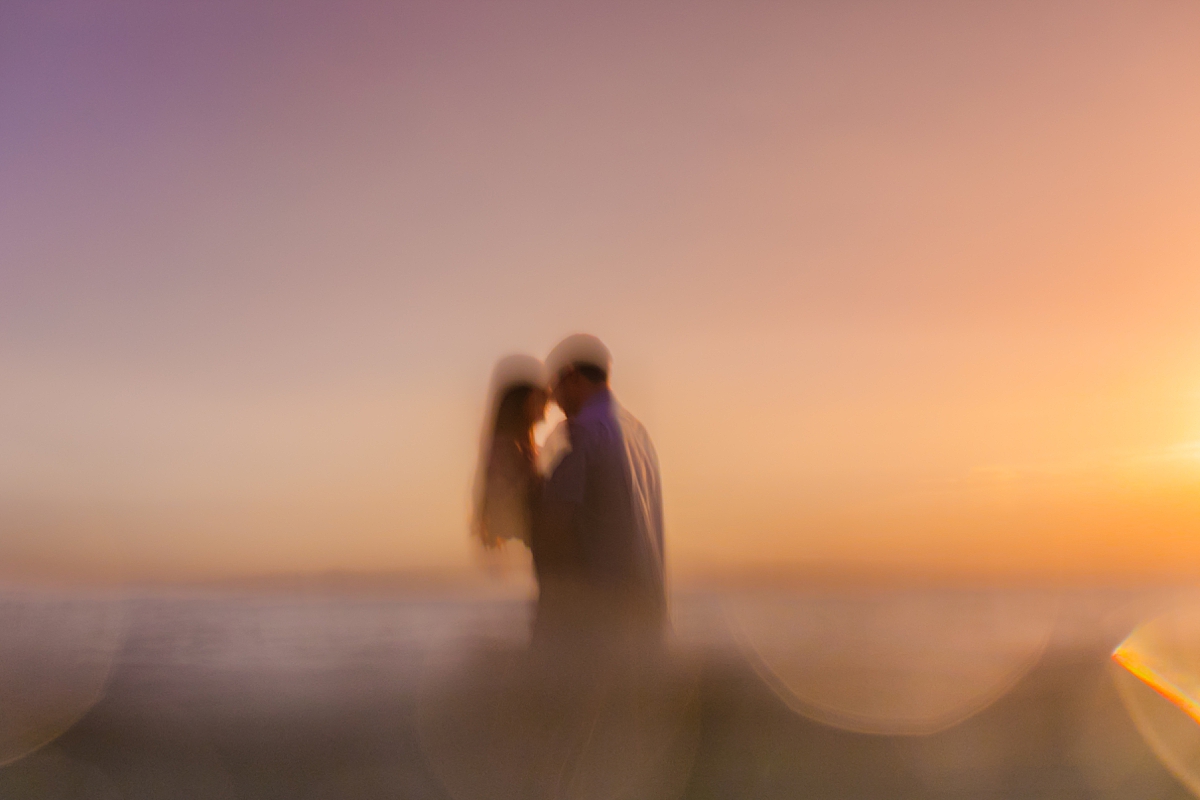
[537,389,665,636]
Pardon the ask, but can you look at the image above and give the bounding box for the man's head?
[545,334,611,418]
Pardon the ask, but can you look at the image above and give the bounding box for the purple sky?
[4,0,1200,583]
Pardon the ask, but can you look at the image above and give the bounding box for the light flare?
[1112,645,1200,725]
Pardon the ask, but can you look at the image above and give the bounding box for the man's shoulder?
[570,394,657,462]
[616,406,659,470]
[615,405,648,435]
[616,405,653,441]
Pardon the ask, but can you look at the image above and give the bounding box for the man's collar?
[574,387,613,419]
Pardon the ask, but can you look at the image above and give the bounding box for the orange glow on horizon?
[4,0,1200,585]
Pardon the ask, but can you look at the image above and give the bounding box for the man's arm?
[531,441,586,576]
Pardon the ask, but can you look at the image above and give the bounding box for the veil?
[470,354,547,548]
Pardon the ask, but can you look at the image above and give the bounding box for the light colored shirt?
[542,390,665,605]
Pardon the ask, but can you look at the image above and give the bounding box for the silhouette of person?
[472,355,548,552]
[532,334,666,648]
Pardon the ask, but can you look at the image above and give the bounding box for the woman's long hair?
[492,384,538,448]
[471,356,545,547]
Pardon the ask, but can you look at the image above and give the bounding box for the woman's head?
[493,383,547,437]
[484,354,547,439]
[472,354,547,549]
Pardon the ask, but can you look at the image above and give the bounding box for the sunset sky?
[3,0,1200,584]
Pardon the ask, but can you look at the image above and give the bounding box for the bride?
[473,354,581,642]
[472,355,549,551]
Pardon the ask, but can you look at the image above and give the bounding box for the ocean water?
[0,585,1195,799]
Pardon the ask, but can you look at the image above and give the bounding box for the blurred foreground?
[1,584,1197,799]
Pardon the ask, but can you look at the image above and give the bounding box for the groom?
[531,334,666,647]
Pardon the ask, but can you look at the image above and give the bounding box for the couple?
[473,334,666,648]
